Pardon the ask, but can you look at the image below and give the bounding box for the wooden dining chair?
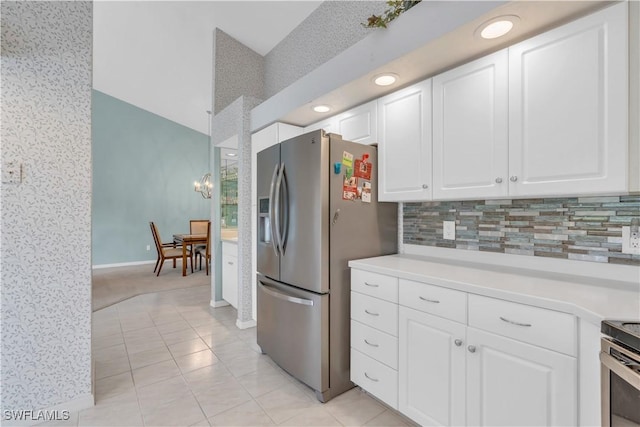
[190,219,209,235]
[150,222,191,276]
[189,219,209,267]
[195,221,211,275]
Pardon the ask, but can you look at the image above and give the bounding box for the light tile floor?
[42,285,415,427]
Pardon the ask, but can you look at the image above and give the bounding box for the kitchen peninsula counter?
[349,254,640,325]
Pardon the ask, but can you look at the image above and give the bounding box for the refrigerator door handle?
[274,162,285,255]
[268,164,280,256]
[259,282,314,306]
[280,164,289,253]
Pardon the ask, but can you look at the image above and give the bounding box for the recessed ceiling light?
[477,15,519,40]
[373,73,398,86]
[227,152,237,157]
[313,105,331,113]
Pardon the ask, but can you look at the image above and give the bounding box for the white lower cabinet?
[466,327,577,427]
[399,307,466,426]
[222,241,238,308]
[350,270,399,409]
[351,268,578,426]
[351,348,399,409]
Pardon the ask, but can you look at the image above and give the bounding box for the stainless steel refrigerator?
[256,130,397,402]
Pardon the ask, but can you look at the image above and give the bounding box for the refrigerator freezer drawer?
[256,275,329,394]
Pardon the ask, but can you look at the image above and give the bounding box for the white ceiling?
[93,1,322,135]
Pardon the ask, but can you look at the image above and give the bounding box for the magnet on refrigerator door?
[342,151,354,168]
[342,175,358,201]
[361,181,372,203]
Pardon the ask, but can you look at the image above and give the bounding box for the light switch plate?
[443,221,456,240]
[622,226,640,255]
[2,161,22,184]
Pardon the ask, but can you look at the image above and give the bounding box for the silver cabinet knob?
[454,339,463,347]
[495,177,503,184]
[510,176,518,182]
[468,345,476,353]
[422,184,428,189]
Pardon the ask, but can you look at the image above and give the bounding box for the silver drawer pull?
[364,339,379,348]
[419,296,440,304]
[364,282,379,288]
[364,309,379,317]
[364,372,379,382]
[500,316,532,327]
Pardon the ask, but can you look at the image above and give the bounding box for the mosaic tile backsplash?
[403,196,640,266]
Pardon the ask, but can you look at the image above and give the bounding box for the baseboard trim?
[3,393,94,426]
[210,299,230,308]
[236,319,256,330]
[92,260,156,269]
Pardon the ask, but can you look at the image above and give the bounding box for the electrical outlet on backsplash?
[402,195,640,266]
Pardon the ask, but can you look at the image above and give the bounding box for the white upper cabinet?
[303,118,337,134]
[304,101,378,145]
[432,50,509,200]
[334,101,378,145]
[378,79,433,201]
[508,2,628,197]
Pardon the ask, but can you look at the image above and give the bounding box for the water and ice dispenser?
[258,197,271,243]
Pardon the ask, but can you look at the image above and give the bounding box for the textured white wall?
[210,96,262,325]
[213,29,265,114]
[263,1,387,98]
[1,1,93,411]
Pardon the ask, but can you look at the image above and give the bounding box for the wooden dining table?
[173,233,207,276]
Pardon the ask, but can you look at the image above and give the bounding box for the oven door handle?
[600,351,640,391]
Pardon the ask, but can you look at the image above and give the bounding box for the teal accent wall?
[92,90,210,265]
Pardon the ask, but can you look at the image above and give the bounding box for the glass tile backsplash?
[403,195,640,265]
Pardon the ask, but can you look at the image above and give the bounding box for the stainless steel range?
[601,320,640,427]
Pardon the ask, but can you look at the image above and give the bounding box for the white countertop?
[349,254,640,326]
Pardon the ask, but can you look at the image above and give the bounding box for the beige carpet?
[92,261,210,311]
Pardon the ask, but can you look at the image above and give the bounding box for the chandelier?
[194,110,213,199]
[194,173,212,199]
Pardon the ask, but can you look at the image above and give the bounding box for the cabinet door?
[335,101,377,145]
[466,327,577,427]
[508,2,628,197]
[222,244,238,309]
[378,79,432,201]
[399,306,466,426]
[432,50,509,200]
[303,117,337,134]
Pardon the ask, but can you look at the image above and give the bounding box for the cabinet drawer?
[351,269,398,303]
[399,279,467,324]
[351,320,398,370]
[468,294,576,356]
[351,348,398,410]
[351,292,399,337]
